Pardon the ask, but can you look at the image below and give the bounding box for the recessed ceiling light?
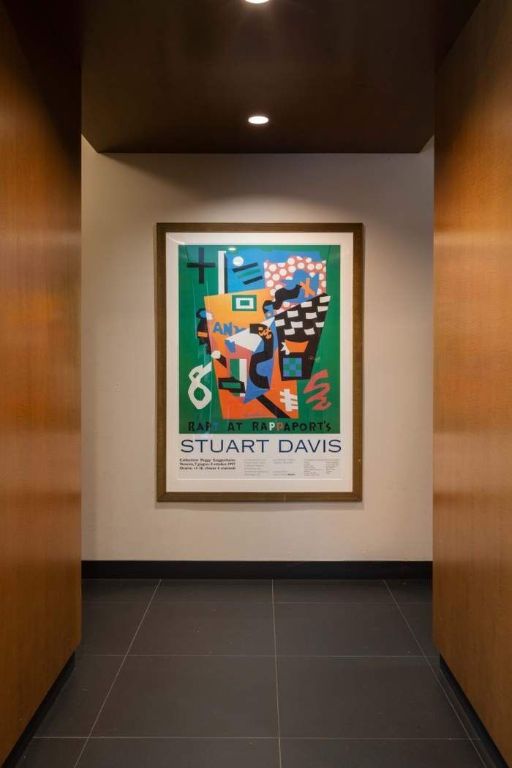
[245,0,270,4]
[248,114,269,126]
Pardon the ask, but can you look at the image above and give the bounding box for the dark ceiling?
[82,0,479,153]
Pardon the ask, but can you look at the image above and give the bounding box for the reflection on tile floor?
[16,578,498,767]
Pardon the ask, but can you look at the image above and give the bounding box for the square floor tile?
[281,739,484,767]
[93,655,278,737]
[82,579,158,603]
[155,579,272,603]
[278,657,467,738]
[386,579,432,604]
[16,738,84,768]
[401,602,438,656]
[274,580,392,604]
[36,655,122,737]
[131,601,274,655]
[78,738,279,768]
[275,603,419,656]
[81,602,146,654]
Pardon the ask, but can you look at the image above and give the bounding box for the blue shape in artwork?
[281,270,321,303]
[243,319,278,404]
[226,248,267,292]
[244,356,274,403]
[225,248,323,293]
[283,356,303,378]
[225,336,263,356]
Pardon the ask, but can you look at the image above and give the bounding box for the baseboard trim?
[3,653,75,768]
[81,560,432,580]
[439,656,509,768]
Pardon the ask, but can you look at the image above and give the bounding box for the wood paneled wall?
[0,3,81,763]
[434,0,512,763]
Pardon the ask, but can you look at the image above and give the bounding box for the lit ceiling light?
[245,0,270,4]
[248,114,269,126]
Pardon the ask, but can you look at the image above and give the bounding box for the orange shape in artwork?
[204,289,298,420]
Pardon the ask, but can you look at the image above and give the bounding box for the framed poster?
[156,223,363,502]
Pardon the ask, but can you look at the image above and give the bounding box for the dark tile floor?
[16,578,498,767]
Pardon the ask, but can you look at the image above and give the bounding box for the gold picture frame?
[156,223,363,502]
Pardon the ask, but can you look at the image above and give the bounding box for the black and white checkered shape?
[274,294,331,340]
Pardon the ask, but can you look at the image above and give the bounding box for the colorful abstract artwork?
[157,225,362,502]
[179,245,340,432]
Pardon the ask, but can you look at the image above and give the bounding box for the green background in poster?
[177,244,341,434]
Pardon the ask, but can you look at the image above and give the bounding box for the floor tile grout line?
[84,600,429,606]
[72,579,162,768]
[43,652,443,660]
[271,580,283,768]
[383,580,488,768]
[34,734,477,741]
[273,600,427,606]
[83,599,432,607]
[122,653,429,659]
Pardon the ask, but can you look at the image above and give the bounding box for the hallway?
[18,578,494,767]
[3,3,512,766]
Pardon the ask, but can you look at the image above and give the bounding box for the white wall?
[82,138,433,561]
